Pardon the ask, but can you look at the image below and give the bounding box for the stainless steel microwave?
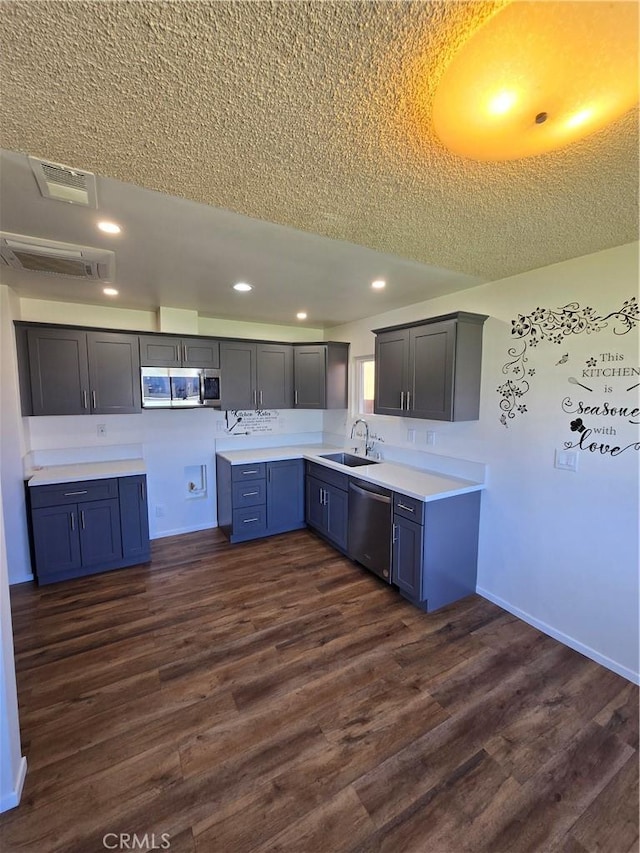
[141,367,221,409]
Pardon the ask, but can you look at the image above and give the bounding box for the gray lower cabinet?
[391,490,481,611]
[220,342,293,410]
[139,335,220,368]
[305,461,349,551]
[216,457,305,543]
[293,343,349,409]
[374,312,487,421]
[21,325,141,416]
[27,475,150,585]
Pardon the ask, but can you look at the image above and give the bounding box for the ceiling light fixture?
[296,312,307,320]
[103,287,118,296]
[97,221,121,235]
[432,1,638,161]
[371,280,386,290]
[233,282,252,292]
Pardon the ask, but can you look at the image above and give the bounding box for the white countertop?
[216,444,484,502]
[27,458,146,487]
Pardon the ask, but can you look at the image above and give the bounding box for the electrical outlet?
[426,431,436,446]
[97,423,107,437]
[407,428,416,443]
[155,505,165,518]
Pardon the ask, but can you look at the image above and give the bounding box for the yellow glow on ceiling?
[432,1,639,161]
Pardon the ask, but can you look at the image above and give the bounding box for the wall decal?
[498,298,639,426]
[223,409,280,435]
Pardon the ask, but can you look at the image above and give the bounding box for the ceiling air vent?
[0,233,115,281]
[28,156,98,207]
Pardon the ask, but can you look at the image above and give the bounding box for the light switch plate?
[555,449,579,471]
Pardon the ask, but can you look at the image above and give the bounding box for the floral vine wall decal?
[498,298,639,426]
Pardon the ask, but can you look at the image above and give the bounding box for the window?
[355,356,375,414]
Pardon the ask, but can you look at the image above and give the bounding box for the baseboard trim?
[0,756,27,814]
[477,586,639,686]
[151,522,217,540]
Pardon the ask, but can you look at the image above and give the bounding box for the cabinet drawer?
[306,461,349,492]
[233,505,267,536]
[30,478,119,509]
[393,492,424,525]
[231,462,266,482]
[232,479,266,508]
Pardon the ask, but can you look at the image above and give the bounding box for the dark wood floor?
[1,528,638,853]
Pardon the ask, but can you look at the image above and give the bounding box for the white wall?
[0,332,27,812]
[326,242,640,682]
[0,287,31,586]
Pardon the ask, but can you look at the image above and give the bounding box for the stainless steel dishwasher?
[348,478,393,582]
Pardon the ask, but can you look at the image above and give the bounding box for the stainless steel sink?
[319,452,378,467]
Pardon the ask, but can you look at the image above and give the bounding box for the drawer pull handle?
[243,517,259,523]
[242,470,258,475]
[64,490,88,496]
[397,503,415,513]
[243,491,259,496]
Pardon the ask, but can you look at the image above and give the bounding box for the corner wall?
[326,242,640,682]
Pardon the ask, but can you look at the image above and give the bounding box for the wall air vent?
[0,233,115,281]
[28,156,98,207]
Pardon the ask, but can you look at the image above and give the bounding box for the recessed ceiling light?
[371,280,386,289]
[97,221,121,235]
[296,312,307,320]
[103,287,118,296]
[233,282,252,292]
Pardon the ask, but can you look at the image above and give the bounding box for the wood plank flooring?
[1,527,638,853]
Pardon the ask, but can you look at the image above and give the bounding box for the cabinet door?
[257,344,293,409]
[305,475,326,532]
[87,332,141,415]
[78,499,122,567]
[138,335,182,367]
[32,504,82,577]
[267,459,304,531]
[392,515,423,599]
[293,346,326,409]
[119,475,150,561]
[183,338,220,368]
[409,320,455,421]
[27,327,90,416]
[374,329,409,416]
[220,342,257,409]
[325,484,348,551]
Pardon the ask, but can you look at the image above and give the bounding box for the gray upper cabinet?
[293,342,349,409]
[220,341,293,410]
[374,312,487,421]
[87,332,141,415]
[257,344,293,409]
[24,326,141,416]
[139,335,219,368]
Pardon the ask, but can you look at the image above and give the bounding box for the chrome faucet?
[350,418,374,456]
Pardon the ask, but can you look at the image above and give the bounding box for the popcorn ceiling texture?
[0,0,637,280]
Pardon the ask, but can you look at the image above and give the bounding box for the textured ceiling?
[0,1,638,317]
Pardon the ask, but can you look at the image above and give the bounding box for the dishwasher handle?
[349,480,392,504]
